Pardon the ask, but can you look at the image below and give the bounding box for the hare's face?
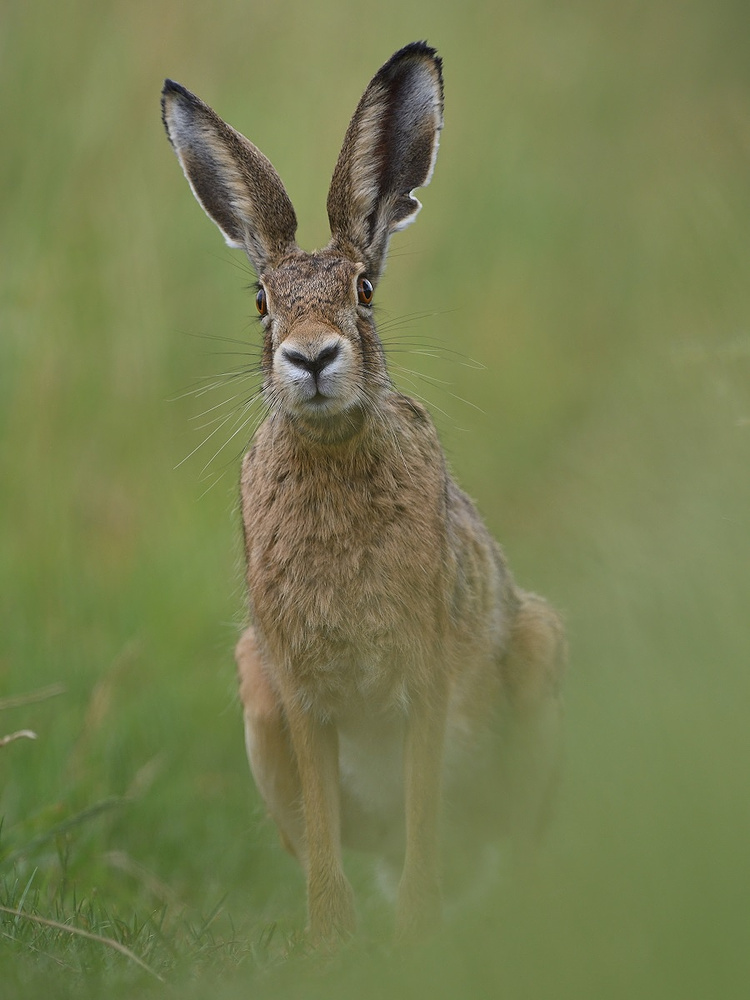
[260,250,386,427]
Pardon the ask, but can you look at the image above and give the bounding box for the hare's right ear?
[326,42,444,284]
[161,81,298,273]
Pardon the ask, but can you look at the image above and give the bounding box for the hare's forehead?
[263,253,359,303]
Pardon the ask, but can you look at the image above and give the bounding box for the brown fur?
[162,42,566,945]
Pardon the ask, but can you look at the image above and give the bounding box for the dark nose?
[282,342,341,379]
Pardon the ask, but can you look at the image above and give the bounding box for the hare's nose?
[282,342,341,378]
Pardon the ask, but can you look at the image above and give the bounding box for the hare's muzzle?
[273,332,353,412]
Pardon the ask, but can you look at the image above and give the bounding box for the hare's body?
[239,392,513,827]
[241,391,510,719]
[162,43,565,944]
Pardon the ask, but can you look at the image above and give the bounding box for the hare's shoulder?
[388,391,431,426]
[383,391,446,466]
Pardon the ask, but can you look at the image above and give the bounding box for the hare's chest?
[243,456,444,705]
[247,464,438,617]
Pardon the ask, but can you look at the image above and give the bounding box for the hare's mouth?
[295,388,353,418]
[285,376,341,406]
[279,377,365,431]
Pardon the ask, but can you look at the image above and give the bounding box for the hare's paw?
[307,869,357,948]
[395,869,442,944]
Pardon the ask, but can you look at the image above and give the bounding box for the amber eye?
[255,288,268,316]
[357,275,374,306]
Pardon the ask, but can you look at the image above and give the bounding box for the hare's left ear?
[161,80,298,274]
[326,42,443,283]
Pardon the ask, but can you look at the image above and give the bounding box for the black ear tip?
[379,41,443,93]
[161,78,193,102]
[161,80,193,137]
[396,40,437,56]
[390,40,442,68]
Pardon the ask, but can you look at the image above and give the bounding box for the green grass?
[2,0,749,996]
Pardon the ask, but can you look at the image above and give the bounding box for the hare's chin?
[276,374,354,415]
[289,393,355,419]
[287,397,367,443]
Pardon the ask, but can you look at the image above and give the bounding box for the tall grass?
[1,0,749,996]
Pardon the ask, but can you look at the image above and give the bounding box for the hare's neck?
[266,398,400,462]
[272,398,391,450]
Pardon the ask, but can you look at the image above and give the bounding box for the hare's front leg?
[236,628,304,859]
[282,695,357,944]
[396,687,448,941]
[238,634,355,943]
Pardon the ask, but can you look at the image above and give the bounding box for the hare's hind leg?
[501,593,566,850]
[236,628,304,860]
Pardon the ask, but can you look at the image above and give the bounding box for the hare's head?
[162,42,443,438]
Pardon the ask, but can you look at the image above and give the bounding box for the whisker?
[191,388,265,429]
[182,329,261,349]
[170,367,261,402]
[382,339,485,371]
[388,373,455,423]
[198,398,265,477]
[197,348,263,360]
[384,348,444,360]
[377,304,461,326]
[446,391,485,415]
[196,471,230,499]
[174,407,243,469]
[393,365,486,418]
[373,405,414,487]
[189,366,261,383]
[206,249,256,278]
[389,362,452,387]
[197,412,269,493]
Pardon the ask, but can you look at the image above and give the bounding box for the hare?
[161,41,565,945]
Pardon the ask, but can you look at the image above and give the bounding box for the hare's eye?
[255,288,268,316]
[357,276,374,306]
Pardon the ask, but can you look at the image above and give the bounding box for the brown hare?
[161,41,565,945]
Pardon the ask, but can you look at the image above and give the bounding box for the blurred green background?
[1,0,749,996]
